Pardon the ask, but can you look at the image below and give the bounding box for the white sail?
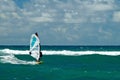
[30,33,40,61]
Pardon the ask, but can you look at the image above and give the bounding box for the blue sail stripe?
[31,36,36,47]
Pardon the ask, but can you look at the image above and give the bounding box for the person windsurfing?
[29,51,42,62]
[37,51,43,62]
[29,32,43,63]
[35,32,43,62]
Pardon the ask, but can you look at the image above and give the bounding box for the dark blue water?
[0,45,120,51]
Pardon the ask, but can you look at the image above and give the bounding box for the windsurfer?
[37,51,43,62]
[35,32,38,37]
[29,52,31,55]
[30,32,43,64]
[40,51,43,57]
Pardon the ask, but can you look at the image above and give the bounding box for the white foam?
[0,54,36,65]
[0,49,120,56]
[42,50,120,56]
[0,49,36,65]
[0,49,120,65]
[0,49,29,55]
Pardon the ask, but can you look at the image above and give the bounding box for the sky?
[0,0,120,45]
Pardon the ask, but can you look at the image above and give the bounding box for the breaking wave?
[0,48,120,56]
[0,48,120,65]
[0,49,37,65]
[0,54,36,65]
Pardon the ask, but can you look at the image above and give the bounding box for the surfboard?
[36,61,43,64]
[29,32,42,64]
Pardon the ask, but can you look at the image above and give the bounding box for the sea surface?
[0,45,120,80]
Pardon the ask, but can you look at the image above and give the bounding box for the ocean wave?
[0,49,29,55]
[0,49,36,65]
[0,48,120,65]
[0,48,120,56]
[0,53,36,65]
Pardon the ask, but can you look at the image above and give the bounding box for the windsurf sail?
[29,33,41,61]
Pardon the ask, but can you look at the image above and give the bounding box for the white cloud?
[52,27,67,33]
[86,4,114,11]
[66,34,79,42]
[22,11,33,16]
[113,11,120,22]
[16,0,117,23]
[41,13,51,17]
[33,0,49,4]
[11,12,21,19]
[29,17,53,22]
[90,17,106,23]
[64,12,87,23]
[98,27,112,39]
[0,0,21,21]
[0,0,120,45]
[74,0,115,11]
[0,0,117,24]
[0,0,16,11]
[0,13,8,19]
[64,18,87,23]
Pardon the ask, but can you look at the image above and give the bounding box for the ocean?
[0,45,120,80]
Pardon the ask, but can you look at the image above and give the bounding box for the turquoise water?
[0,46,120,80]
